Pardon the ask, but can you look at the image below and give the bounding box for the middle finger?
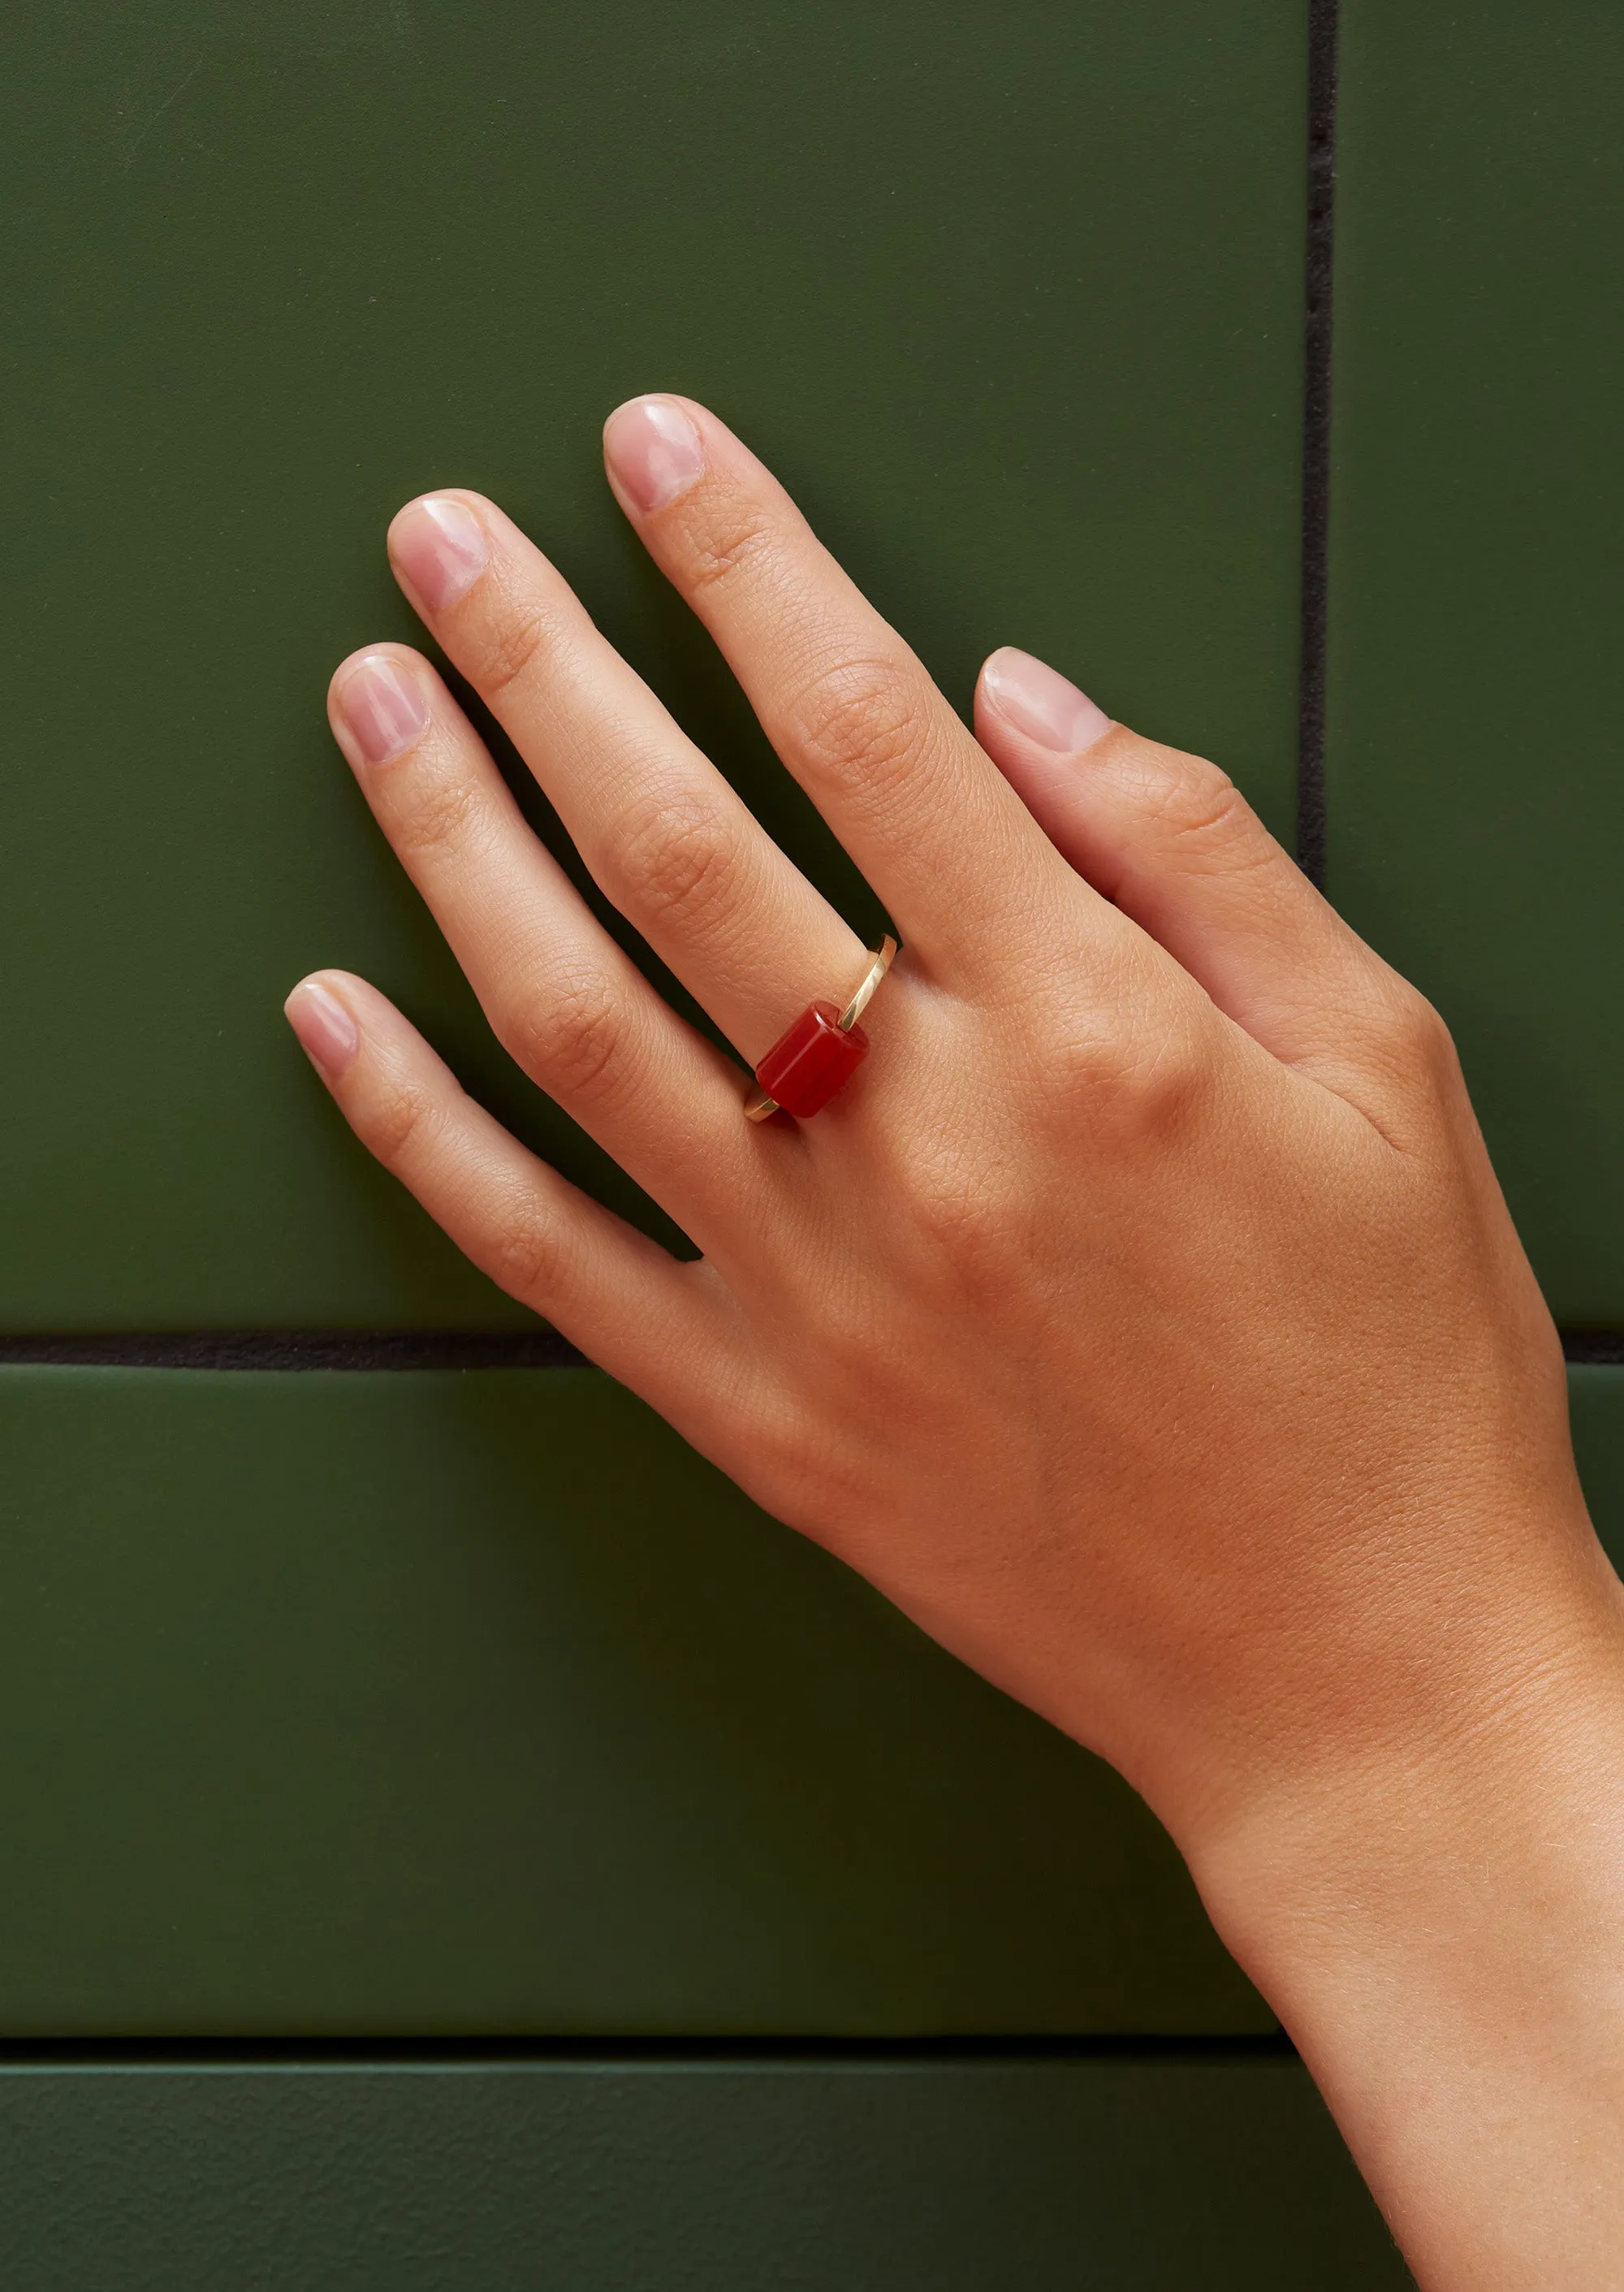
[601,394,1082,975]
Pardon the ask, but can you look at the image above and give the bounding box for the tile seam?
[0,1330,587,1370]
[0,2033,1296,2068]
[1,1331,1621,1369]
[1297,0,1339,888]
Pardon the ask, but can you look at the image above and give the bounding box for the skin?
[287,394,1624,2286]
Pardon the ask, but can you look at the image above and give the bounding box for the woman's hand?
[287,396,1624,2289]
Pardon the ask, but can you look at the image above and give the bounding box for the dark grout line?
[2,1330,1622,1371]
[1561,1331,1624,1366]
[0,1330,586,1371]
[1297,0,1339,889]
[0,2032,1296,2069]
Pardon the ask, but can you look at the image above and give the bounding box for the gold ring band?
[836,939,896,1033]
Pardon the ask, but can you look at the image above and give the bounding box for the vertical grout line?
[1297,0,1340,888]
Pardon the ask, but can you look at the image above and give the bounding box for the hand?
[287,396,1624,2288]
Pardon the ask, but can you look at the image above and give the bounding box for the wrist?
[1183,1567,1624,2287]
[1190,1550,1624,1977]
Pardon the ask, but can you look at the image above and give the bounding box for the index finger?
[601,394,1079,975]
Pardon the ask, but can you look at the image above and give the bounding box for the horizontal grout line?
[0,1330,586,1371]
[0,2032,1295,2068]
[1560,1330,1624,1365]
[0,1331,1621,1371]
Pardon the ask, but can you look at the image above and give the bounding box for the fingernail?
[389,495,489,611]
[285,980,359,1083]
[982,647,1112,754]
[333,653,429,765]
[603,396,706,512]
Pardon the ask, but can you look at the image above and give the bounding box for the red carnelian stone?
[754,1000,869,1118]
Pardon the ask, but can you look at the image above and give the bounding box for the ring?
[745,935,899,1122]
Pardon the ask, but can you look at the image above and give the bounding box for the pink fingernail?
[982,647,1112,754]
[389,495,489,612]
[285,980,359,1082]
[603,396,706,513]
[333,654,429,765]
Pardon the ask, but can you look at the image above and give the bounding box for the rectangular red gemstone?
[754,1000,869,1118]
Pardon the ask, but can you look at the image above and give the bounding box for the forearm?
[1194,1589,1624,2290]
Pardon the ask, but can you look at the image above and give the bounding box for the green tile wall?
[8,6,1620,2269]
[0,1367,1262,2036]
[6,1360,1622,2041]
[0,0,1307,1327]
[0,2057,1410,2290]
[1326,0,1624,1322]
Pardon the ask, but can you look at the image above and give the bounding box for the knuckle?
[681,504,776,596]
[790,657,933,792]
[1009,943,1212,1140]
[487,1195,567,1308]
[1083,1005,1213,1142]
[750,1400,866,1539]
[400,770,485,863]
[816,1265,906,1371]
[508,973,625,1105]
[1380,985,1458,1075]
[1139,761,1268,874]
[793,1425,884,1544]
[469,595,555,699]
[908,1152,1000,1256]
[363,1078,443,1168]
[899,1140,1018,1308]
[614,790,738,933]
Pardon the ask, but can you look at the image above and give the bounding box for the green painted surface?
[1326,1,1624,1323]
[0,2056,1410,2289]
[0,1366,1265,2035]
[6,1360,1621,2040]
[0,0,1305,1328]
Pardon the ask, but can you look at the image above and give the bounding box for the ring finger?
[385,490,870,1071]
[327,642,764,1241]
